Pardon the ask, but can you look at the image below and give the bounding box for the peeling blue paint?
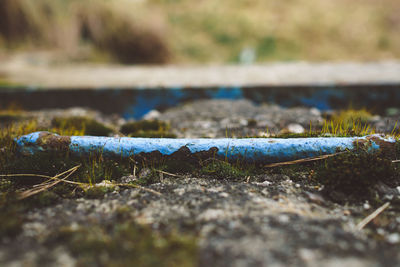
[15,132,394,163]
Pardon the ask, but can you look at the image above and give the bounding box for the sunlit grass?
[320,119,375,137]
[150,0,400,63]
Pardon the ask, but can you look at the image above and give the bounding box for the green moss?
[0,193,24,238]
[1,146,133,189]
[120,120,176,138]
[0,188,61,239]
[51,222,198,267]
[0,179,13,192]
[51,183,75,198]
[85,186,113,199]
[331,109,373,126]
[200,160,251,179]
[135,168,160,186]
[121,120,167,132]
[317,151,397,203]
[52,116,114,136]
[30,191,60,207]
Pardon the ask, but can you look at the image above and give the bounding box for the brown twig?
[264,152,343,168]
[155,169,185,178]
[0,171,86,186]
[18,165,81,200]
[356,202,390,231]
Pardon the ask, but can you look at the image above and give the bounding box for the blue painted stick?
[15,132,395,163]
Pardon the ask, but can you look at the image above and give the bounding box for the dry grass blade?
[0,172,86,186]
[264,153,343,168]
[155,169,185,178]
[1,167,162,197]
[18,165,81,200]
[356,202,390,231]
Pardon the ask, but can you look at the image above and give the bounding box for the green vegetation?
[200,160,254,180]
[0,195,24,238]
[273,110,376,138]
[330,109,373,126]
[1,0,400,63]
[120,120,176,138]
[84,184,114,199]
[50,222,198,267]
[316,150,398,204]
[52,116,114,136]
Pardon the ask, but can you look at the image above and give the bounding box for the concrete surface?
[2,60,400,88]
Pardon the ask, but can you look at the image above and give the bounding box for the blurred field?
[0,0,400,64]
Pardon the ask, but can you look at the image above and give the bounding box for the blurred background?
[1,0,400,65]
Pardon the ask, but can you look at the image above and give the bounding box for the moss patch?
[331,109,373,126]
[50,222,198,267]
[84,185,114,199]
[316,151,398,204]
[120,120,176,138]
[0,194,24,238]
[200,160,254,180]
[52,116,114,136]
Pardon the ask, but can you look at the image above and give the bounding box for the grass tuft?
[52,116,114,136]
[120,120,176,138]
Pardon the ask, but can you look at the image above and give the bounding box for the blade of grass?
[356,202,390,231]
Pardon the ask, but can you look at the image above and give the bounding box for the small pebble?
[377,228,385,235]
[143,110,161,120]
[387,233,400,244]
[287,123,305,134]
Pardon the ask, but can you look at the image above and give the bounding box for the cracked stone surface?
[1,174,399,266]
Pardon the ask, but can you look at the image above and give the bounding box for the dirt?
[1,174,399,266]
